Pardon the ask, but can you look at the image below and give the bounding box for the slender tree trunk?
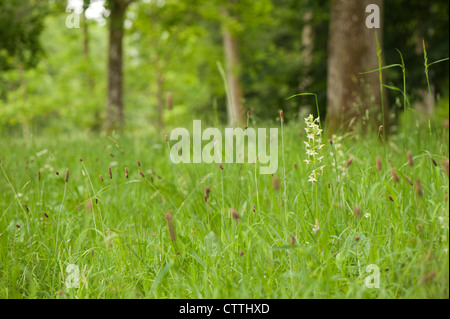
[298,10,314,116]
[105,0,127,131]
[326,0,387,134]
[221,6,244,127]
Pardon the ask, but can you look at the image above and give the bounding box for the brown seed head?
[164,135,168,142]
[294,163,298,170]
[273,177,280,190]
[125,167,129,179]
[240,250,244,256]
[231,209,240,220]
[218,163,224,170]
[166,92,173,110]
[44,212,49,218]
[79,157,83,162]
[404,175,413,186]
[442,159,449,176]
[388,195,394,202]
[290,236,296,246]
[56,171,59,176]
[391,167,400,183]
[139,170,145,178]
[108,167,112,179]
[137,160,141,167]
[205,186,211,198]
[407,151,414,166]
[431,157,437,167]
[346,157,353,169]
[279,110,284,119]
[100,175,104,182]
[376,156,382,171]
[422,271,436,285]
[355,236,360,242]
[109,152,114,158]
[329,139,333,145]
[415,179,423,197]
[353,205,362,218]
[65,169,69,183]
[165,211,176,242]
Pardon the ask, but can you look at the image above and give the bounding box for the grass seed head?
[166,92,173,110]
[165,211,176,242]
[441,159,449,176]
[290,236,296,246]
[415,179,423,197]
[431,157,437,167]
[404,175,413,186]
[388,195,394,202]
[346,157,353,169]
[353,205,362,218]
[231,209,240,220]
[391,167,400,183]
[407,151,414,166]
[272,176,280,190]
[125,167,129,179]
[421,271,436,285]
[139,170,145,178]
[65,169,69,183]
[100,175,104,182]
[376,156,382,171]
[108,167,112,179]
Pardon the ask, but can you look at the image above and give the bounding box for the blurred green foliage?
[0,0,448,136]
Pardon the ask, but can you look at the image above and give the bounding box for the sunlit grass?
[0,113,448,299]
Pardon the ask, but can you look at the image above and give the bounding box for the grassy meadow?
[0,111,448,299]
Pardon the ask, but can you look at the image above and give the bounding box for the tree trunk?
[221,6,244,127]
[105,0,127,131]
[298,10,314,116]
[326,0,387,134]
